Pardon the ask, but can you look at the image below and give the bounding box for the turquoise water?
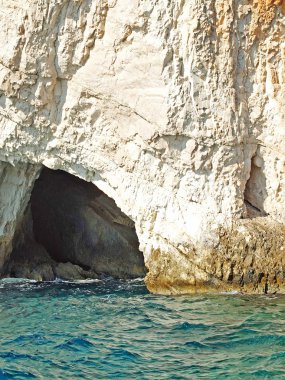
[0,279,284,379]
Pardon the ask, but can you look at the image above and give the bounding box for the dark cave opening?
[244,155,268,218]
[6,168,146,281]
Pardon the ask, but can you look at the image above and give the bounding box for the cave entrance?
[7,168,146,281]
[244,155,267,218]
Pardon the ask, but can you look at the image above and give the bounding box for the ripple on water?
[184,341,209,349]
[106,348,142,362]
[0,279,284,379]
[55,337,94,352]
[174,321,210,331]
[0,368,37,379]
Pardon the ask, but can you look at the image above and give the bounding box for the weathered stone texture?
[0,0,285,293]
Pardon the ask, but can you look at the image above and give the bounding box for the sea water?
[0,278,284,379]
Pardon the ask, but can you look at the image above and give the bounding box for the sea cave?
[5,168,146,281]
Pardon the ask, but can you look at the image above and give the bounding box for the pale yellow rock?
[0,0,285,293]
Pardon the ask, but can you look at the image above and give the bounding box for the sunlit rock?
[0,1,285,293]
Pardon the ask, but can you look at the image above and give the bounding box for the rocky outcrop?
[0,1,285,293]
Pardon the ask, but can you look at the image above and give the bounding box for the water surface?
[0,279,284,379]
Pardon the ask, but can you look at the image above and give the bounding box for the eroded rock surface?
[0,1,285,293]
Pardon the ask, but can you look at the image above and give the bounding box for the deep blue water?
[0,278,284,379]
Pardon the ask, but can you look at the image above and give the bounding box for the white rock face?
[0,0,285,293]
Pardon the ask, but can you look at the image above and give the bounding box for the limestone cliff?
[0,0,285,294]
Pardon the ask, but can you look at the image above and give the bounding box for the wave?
[0,278,37,284]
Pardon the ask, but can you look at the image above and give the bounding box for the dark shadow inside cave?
[244,155,268,218]
[5,168,146,281]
